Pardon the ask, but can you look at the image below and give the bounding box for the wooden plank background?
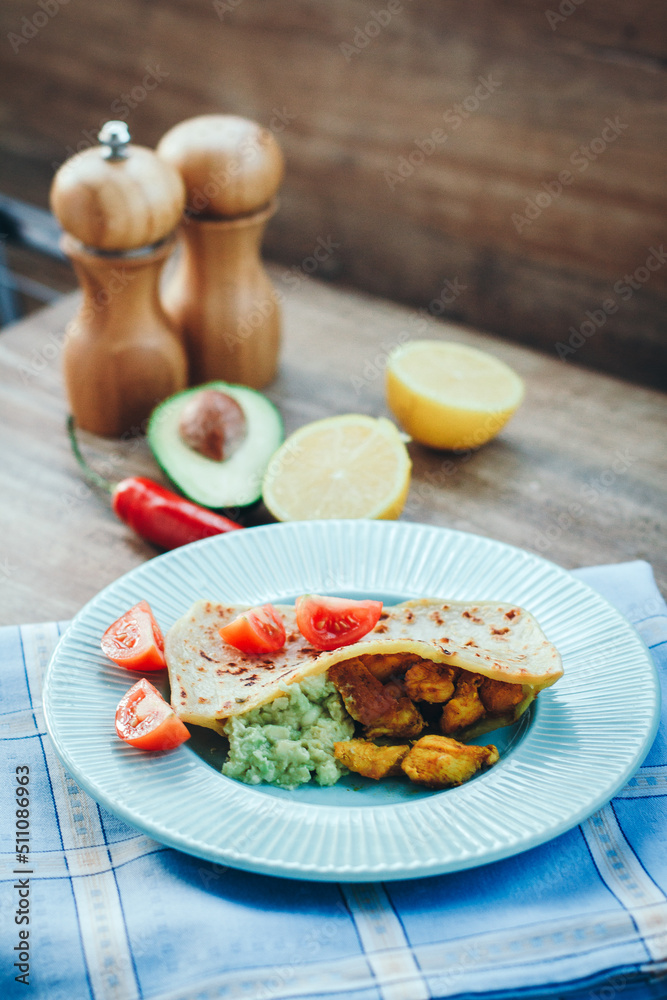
[1,0,665,387]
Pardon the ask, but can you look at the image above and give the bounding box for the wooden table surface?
[1,268,666,626]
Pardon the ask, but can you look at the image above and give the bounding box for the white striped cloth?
[1,561,666,1000]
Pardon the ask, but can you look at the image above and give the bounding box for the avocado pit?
[178,389,247,461]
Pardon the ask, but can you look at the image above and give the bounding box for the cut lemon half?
[262,414,411,522]
[386,340,525,450]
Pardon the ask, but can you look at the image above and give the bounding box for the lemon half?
[386,340,524,450]
[262,414,411,522]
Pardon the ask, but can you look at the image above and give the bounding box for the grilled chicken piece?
[401,735,499,788]
[328,658,397,725]
[333,740,409,779]
[364,698,424,739]
[359,652,421,682]
[364,681,425,739]
[479,677,524,715]
[440,672,486,734]
[404,661,458,703]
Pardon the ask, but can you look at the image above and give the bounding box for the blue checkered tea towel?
[1,561,666,1000]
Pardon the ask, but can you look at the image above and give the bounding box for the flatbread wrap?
[165,598,562,741]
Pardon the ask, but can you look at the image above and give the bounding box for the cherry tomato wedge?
[115,678,190,751]
[219,604,286,655]
[295,595,383,651]
[101,600,166,671]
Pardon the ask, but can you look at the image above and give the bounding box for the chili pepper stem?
[66,415,115,494]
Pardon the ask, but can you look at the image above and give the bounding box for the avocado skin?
[148,381,284,510]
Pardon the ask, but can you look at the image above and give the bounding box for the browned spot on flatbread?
[465,640,477,647]
[199,650,215,662]
[505,609,520,620]
[373,623,388,633]
[404,611,414,622]
[429,611,444,625]
[492,627,510,635]
[462,610,483,623]
[379,612,389,620]
[198,697,209,703]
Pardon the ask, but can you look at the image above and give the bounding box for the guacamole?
[221,673,355,789]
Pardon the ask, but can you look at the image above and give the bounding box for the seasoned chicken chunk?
[333,740,409,779]
[359,652,421,682]
[364,698,424,740]
[404,661,458,703]
[479,677,525,715]
[363,681,425,739]
[440,672,486,734]
[401,735,499,788]
[328,658,396,724]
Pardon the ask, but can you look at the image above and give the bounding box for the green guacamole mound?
[221,673,355,790]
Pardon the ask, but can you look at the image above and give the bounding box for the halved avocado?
[148,381,284,509]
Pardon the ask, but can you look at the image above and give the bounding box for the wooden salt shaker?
[50,122,188,437]
[157,115,284,388]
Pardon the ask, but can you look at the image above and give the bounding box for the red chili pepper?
[68,417,243,550]
[111,477,241,549]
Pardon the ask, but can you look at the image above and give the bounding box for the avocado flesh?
[148,382,284,509]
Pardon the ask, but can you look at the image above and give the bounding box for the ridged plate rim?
[43,520,660,881]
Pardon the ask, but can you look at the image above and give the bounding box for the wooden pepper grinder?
[50,121,188,437]
[157,115,284,388]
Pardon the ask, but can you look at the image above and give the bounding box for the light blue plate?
[43,520,660,881]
